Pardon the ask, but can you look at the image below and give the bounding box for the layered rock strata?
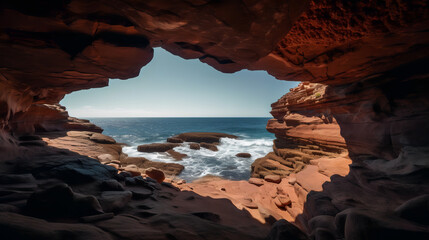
[252,82,348,178]
[0,0,428,239]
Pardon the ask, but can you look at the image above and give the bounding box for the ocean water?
[88,118,274,181]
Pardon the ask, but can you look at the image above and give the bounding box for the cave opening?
[59,47,299,181]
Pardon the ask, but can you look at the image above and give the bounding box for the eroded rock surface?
[0,0,428,239]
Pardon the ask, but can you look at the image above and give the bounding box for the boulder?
[166,149,188,161]
[26,184,103,218]
[145,168,165,183]
[167,137,184,143]
[137,143,180,152]
[98,154,115,162]
[122,157,184,176]
[172,132,238,143]
[236,153,251,158]
[266,219,309,240]
[0,212,113,240]
[248,178,264,186]
[189,143,201,150]
[264,175,282,184]
[200,142,218,151]
[395,194,429,225]
[90,133,116,144]
[100,179,125,191]
[98,191,132,212]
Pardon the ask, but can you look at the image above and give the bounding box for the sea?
[88,118,274,181]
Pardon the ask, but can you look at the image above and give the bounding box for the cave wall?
[1,0,429,238]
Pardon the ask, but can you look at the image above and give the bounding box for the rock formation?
[0,0,428,239]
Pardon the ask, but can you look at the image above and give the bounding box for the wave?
[122,137,273,181]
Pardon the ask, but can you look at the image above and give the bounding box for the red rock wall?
[0,0,429,238]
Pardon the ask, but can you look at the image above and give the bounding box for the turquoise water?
[89,118,274,181]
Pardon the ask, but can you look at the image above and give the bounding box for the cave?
[0,0,428,239]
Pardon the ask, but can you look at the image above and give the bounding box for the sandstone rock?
[200,142,218,151]
[167,137,184,143]
[123,165,141,177]
[266,219,309,240]
[265,175,282,184]
[137,143,180,152]
[191,212,221,223]
[248,178,264,186]
[173,132,238,143]
[98,153,115,162]
[17,155,117,184]
[80,212,114,223]
[277,195,292,207]
[241,198,258,209]
[236,153,251,158]
[189,143,201,150]
[296,165,330,192]
[100,179,125,191]
[166,149,188,161]
[107,163,119,169]
[90,133,116,144]
[288,177,297,185]
[0,212,113,240]
[395,194,429,225]
[122,157,184,176]
[131,189,153,200]
[145,168,165,183]
[26,184,103,218]
[98,191,132,212]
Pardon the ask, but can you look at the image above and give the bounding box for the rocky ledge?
[0,0,428,239]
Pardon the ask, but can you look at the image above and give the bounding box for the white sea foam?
[122,137,273,181]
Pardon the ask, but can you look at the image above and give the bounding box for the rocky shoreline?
[0,104,352,239]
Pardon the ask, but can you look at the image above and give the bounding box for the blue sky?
[60,48,298,117]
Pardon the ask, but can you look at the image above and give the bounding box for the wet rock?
[90,133,116,144]
[236,153,251,158]
[189,143,201,150]
[137,143,180,152]
[248,178,264,186]
[266,219,309,240]
[200,142,218,151]
[145,168,165,183]
[167,137,184,143]
[264,175,282,184]
[26,184,103,218]
[98,191,132,212]
[173,132,238,143]
[166,149,188,161]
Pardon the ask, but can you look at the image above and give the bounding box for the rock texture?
[0,0,429,239]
